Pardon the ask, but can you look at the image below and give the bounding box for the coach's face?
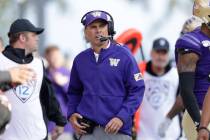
[84,19,109,46]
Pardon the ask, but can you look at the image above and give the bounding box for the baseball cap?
[8,19,44,37]
[152,38,169,52]
[81,10,111,27]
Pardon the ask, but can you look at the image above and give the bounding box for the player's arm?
[177,51,200,127]
[0,66,34,92]
[167,94,184,119]
[166,86,184,119]
[200,87,210,128]
[197,87,210,140]
[0,66,34,84]
[158,89,184,137]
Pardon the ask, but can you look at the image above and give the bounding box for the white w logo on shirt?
[109,58,120,67]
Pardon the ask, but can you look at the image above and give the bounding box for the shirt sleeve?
[0,71,11,83]
[175,33,202,56]
[116,54,145,124]
[67,59,84,119]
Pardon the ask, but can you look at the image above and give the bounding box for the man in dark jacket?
[0,19,67,140]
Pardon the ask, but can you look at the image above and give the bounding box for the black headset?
[81,10,116,36]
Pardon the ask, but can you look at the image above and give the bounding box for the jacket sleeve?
[116,55,145,124]
[0,71,11,83]
[67,59,83,119]
[40,75,67,127]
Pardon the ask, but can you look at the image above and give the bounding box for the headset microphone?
[97,35,112,42]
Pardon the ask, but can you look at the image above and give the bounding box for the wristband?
[198,127,210,133]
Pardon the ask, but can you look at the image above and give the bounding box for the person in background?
[197,87,210,140]
[138,38,181,140]
[45,45,72,140]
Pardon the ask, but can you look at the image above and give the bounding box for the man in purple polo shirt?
[67,10,145,140]
[174,0,210,139]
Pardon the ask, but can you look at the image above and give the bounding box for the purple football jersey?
[175,28,210,109]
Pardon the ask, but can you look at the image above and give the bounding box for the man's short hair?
[8,32,28,45]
